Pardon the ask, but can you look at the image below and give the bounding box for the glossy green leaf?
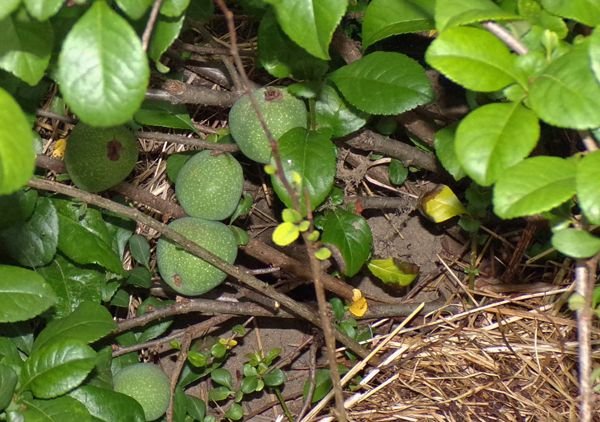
[166,151,194,183]
[56,212,124,275]
[19,396,92,422]
[435,0,519,30]
[70,385,145,422]
[426,26,521,92]
[21,339,96,398]
[0,0,20,20]
[331,52,432,115]
[434,125,465,181]
[23,0,64,20]
[552,229,600,259]
[258,11,328,80]
[264,368,285,387]
[115,0,153,20]
[493,156,576,219]
[0,197,58,267]
[315,83,368,138]
[149,14,184,69]
[265,0,347,59]
[135,101,197,132]
[57,1,149,126]
[211,368,233,389]
[0,322,34,357]
[542,0,600,26]
[368,258,419,287]
[270,128,336,215]
[577,150,600,224]
[588,29,600,90]
[0,88,34,195]
[455,102,539,186]
[208,386,232,402]
[126,266,152,288]
[185,395,206,421]
[0,189,37,229]
[0,363,17,410]
[320,209,372,277]
[36,255,105,318]
[0,9,53,85]
[136,297,174,343]
[304,368,331,403]
[530,42,600,129]
[160,0,190,17]
[32,302,116,353]
[363,0,434,48]
[128,234,150,268]
[0,265,56,323]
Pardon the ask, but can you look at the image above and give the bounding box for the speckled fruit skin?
[156,217,238,296]
[228,86,307,163]
[113,363,170,421]
[64,123,138,192]
[175,151,243,221]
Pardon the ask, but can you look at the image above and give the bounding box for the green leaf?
[0,265,56,322]
[126,266,152,288]
[541,0,600,26]
[136,297,174,343]
[128,234,150,268]
[208,386,232,402]
[589,29,600,92]
[32,302,116,353]
[388,159,408,186]
[160,0,190,17]
[0,9,54,85]
[241,375,259,394]
[426,26,521,92]
[0,0,20,20]
[331,51,433,115]
[368,258,419,287]
[0,363,17,411]
[0,188,37,229]
[57,1,149,126]
[23,0,64,20]
[36,255,105,318]
[434,125,465,181]
[435,0,519,30]
[552,229,600,259]
[265,0,347,60]
[0,322,34,357]
[135,100,197,133]
[363,0,434,48]
[115,0,153,20]
[56,212,124,275]
[258,11,328,80]
[0,88,35,195]
[577,150,600,224]
[304,368,331,403]
[225,403,244,421]
[211,368,233,389]
[186,0,214,22]
[0,197,58,267]
[315,83,368,138]
[530,42,600,129]
[455,102,539,186]
[270,128,336,215]
[493,156,576,219]
[185,395,206,421]
[19,396,92,422]
[263,368,285,387]
[70,385,145,422]
[166,151,194,183]
[320,209,372,277]
[21,339,96,398]
[149,14,184,70]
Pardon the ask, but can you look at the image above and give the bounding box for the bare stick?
[138,131,239,151]
[142,0,164,52]
[28,178,371,361]
[482,21,528,55]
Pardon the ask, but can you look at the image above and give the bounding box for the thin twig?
[28,178,371,361]
[482,21,528,55]
[142,0,164,52]
[139,131,239,151]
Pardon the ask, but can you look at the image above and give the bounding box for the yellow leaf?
[272,222,300,246]
[51,139,67,159]
[264,164,276,175]
[291,171,302,186]
[349,289,368,317]
[419,184,466,223]
[282,208,302,223]
[306,230,320,242]
[314,247,331,260]
[297,220,310,232]
[219,338,237,349]
[368,258,419,287]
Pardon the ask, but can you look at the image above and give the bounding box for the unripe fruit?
[112,363,170,421]
[156,217,237,296]
[175,151,243,221]
[64,123,138,192]
[228,86,307,163]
